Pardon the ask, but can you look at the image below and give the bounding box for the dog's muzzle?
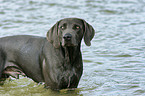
[63,33,72,41]
[63,33,75,47]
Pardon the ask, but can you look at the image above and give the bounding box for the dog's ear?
[82,20,95,46]
[47,21,60,48]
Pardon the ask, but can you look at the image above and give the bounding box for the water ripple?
[0,0,145,95]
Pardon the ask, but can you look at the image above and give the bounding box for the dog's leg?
[0,50,6,79]
[0,49,7,84]
[2,66,26,79]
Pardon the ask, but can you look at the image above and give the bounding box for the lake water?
[0,0,145,95]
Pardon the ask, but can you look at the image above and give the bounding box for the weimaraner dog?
[0,18,95,90]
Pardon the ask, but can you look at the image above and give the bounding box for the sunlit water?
[0,0,145,95]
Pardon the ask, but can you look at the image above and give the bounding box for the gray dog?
[0,18,95,90]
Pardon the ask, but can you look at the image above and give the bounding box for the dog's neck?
[61,45,81,68]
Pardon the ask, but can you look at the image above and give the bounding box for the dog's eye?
[73,25,80,30]
[60,26,65,30]
[60,24,66,30]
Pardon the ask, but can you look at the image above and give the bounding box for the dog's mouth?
[61,41,77,47]
[62,43,77,47]
[64,43,75,47]
[62,33,78,47]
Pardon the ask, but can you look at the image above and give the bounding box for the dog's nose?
[63,33,72,41]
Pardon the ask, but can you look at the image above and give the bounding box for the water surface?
[0,0,145,95]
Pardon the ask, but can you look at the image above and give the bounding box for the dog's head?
[47,18,95,48]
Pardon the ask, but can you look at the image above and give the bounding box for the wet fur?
[0,18,95,90]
